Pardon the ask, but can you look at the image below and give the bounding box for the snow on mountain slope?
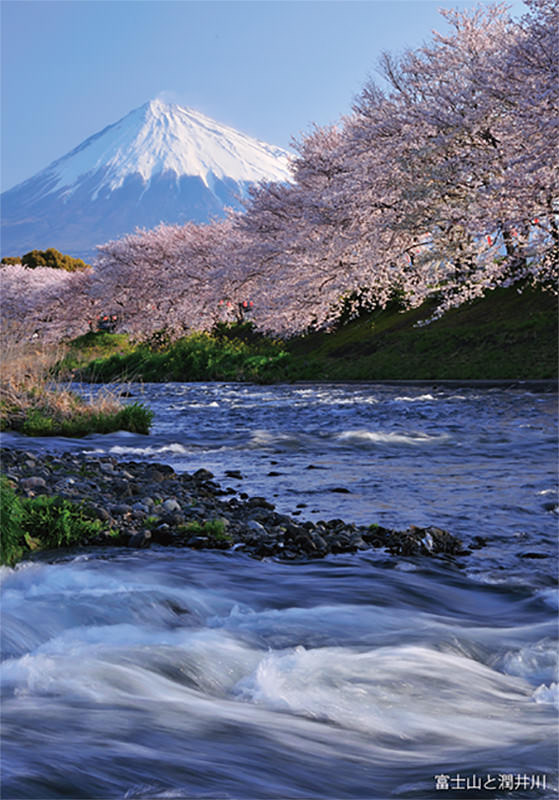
[1,99,293,259]
[45,99,292,199]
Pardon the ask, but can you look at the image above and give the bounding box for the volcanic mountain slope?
[1,99,293,260]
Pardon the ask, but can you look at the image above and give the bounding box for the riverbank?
[287,283,557,381]
[1,447,466,565]
[61,283,558,383]
[0,326,153,436]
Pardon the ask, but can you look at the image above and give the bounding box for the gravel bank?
[1,447,466,561]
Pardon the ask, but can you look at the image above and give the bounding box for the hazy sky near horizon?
[1,0,527,193]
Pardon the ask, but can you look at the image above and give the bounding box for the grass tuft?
[182,518,232,542]
[0,325,153,436]
[54,331,133,378]
[0,476,104,566]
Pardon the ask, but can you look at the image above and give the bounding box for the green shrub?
[212,320,265,345]
[0,478,103,566]
[21,248,90,272]
[110,403,153,435]
[141,328,173,353]
[183,518,232,543]
[21,409,57,436]
[0,256,22,266]
[78,330,290,383]
[0,477,26,566]
[53,332,132,379]
[21,495,102,550]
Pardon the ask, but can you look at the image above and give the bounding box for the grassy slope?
[63,285,557,382]
[286,285,558,381]
[54,332,134,376]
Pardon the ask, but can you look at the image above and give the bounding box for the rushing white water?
[1,383,557,799]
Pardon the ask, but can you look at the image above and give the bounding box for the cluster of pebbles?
[1,447,466,561]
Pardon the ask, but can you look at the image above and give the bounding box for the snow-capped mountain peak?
[47,99,292,200]
[1,100,293,259]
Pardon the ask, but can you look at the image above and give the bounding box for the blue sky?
[1,0,526,193]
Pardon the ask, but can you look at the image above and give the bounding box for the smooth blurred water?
[1,383,557,799]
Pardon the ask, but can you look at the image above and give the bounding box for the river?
[1,382,557,799]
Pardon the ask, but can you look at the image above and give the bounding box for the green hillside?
[62,284,557,383]
[286,285,557,381]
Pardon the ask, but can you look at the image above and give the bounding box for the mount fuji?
[1,99,293,260]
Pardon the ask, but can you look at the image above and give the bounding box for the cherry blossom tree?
[93,218,257,337]
[231,1,558,330]
[334,0,558,314]
[232,125,374,333]
[484,0,559,281]
[0,263,93,342]
[11,3,556,342]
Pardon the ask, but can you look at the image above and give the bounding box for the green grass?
[181,518,232,543]
[0,475,104,566]
[75,329,290,383]
[283,283,558,381]
[1,391,153,437]
[19,401,153,437]
[54,332,134,378]
[63,284,557,383]
[1,329,153,437]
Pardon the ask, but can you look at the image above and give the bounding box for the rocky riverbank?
[1,447,466,561]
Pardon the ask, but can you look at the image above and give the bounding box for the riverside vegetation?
[0,447,466,567]
[0,326,153,437]
[1,283,553,566]
[58,284,557,383]
[0,474,105,566]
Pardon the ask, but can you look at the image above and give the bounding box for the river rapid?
[1,383,557,799]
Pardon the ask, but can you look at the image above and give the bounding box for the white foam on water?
[107,442,190,457]
[394,394,436,403]
[491,639,558,686]
[312,394,379,407]
[464,567,551,589]
[395,561,418,571]
[532,682,558,707]
[207,603,450,650]
[1,554,557,787]
[231,644,552,753]
[392,394,472,403]
[5,628,549,762]
[1,626,260,703]
[335,429,449,446]
[0,559,253,659]
[247,429,315,449]
[0,562,244,618]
